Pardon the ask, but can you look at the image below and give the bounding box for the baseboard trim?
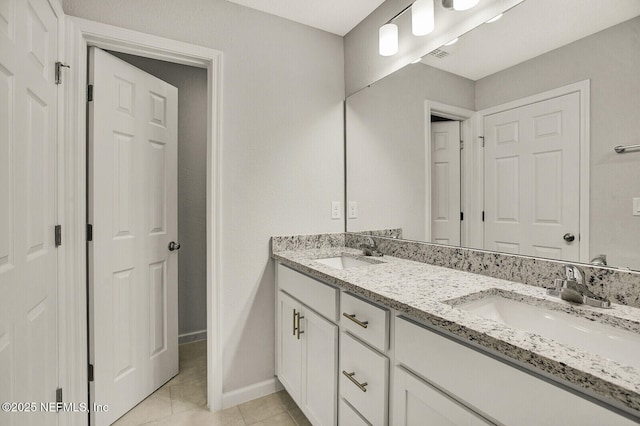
[222,377,283,408]
[178,329,207,344]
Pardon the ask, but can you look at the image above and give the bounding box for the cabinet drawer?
[277,263,338,321]
[340,292,389,352]
[395,316,636,426]
[340,332,389,426]
[339,398,370,426]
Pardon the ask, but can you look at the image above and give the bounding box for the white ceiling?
[420,0,640,80]
[225,0,386,36]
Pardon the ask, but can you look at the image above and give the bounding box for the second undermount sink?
[456,294,640,369]
[313,254,383,270]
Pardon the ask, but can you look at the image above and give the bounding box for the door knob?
[168,241,181,251]
[563,233,575,242]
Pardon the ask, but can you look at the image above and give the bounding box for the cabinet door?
[301,307,338,426]
[278,291,303,402]
[393,367,492,426]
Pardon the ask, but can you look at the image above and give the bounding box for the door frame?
[62,16,224,422]
[476,80,590,263]
[424,101,476,246]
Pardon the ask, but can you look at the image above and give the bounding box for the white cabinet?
[301,307,338,425]
[340,332,389,425]
[277,291,303,402]
[277,287,337,426]
[393,366,492,426]
[394,316,637,426]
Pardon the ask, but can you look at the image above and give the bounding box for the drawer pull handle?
[343,313,369,329]
[342,371,368,392]
[297,312,304,340]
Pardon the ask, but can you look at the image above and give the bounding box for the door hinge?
[460,140,464,150]
[482,211,485,222]
[54,225,62,247]
[479,136,485,147]
[87,224,93,242]
[460,211,464,221]
[88,364,94,382]
[56,387,63,404]
[55,62,70,85]
[87,84,94,102]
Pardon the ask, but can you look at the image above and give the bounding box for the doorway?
[62,17,224,420]
[424,101,476,247]
[87,48,208,425]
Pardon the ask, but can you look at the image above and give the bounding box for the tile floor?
[113,340,311,426]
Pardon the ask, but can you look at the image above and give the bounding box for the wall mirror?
[346,0,640,270]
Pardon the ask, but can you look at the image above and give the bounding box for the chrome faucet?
[547,264,611,308]
[360,236,383,257]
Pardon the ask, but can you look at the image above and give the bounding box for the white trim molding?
[179,330,208,345]
[62,17,224,421]
[476,80,591,263]
[222,378,284,409]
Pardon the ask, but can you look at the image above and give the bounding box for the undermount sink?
[456,295,640,369]
[313,254,383,270]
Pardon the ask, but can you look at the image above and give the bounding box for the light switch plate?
[348,201,357,219]
[633,198,640,216]
[331,201,341,219]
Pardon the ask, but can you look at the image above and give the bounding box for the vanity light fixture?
[412,0,435,36]
[379,23,399,56]
[442,0,480,11]
[379,0,434,56]
[380,0,480,56]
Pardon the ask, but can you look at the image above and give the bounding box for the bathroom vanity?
[273,240,640,425]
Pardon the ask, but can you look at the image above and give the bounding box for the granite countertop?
[272,246,640,416]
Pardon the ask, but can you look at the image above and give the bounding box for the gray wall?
[476,16,640,269]
[343,0,523,96]
[63,0,345,395]
[347,63,474,240]
[109,52,208,338]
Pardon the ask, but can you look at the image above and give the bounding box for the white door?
[392,367,492,426]
[0,1,60,425]
[300,307,338,426]
[484,92,580,260]
[431,121,461,245]
[88,47,179,426]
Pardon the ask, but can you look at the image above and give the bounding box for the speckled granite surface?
[272,245,640,416]
[345,233,640,309]
[271,232,345,253]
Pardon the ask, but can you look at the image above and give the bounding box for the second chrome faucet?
[547,264,611,308]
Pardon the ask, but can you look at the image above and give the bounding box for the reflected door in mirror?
[484,92,581,261]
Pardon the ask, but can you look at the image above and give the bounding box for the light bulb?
[379,23,398,56]
[412,0,434,36]
[453,0,480,11]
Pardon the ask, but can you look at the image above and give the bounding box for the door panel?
[431,121,461,245]
[278,291,302,402]
[0,0,59,425]
[484,92,580,260]
[89,47,179,426]
[301,307,338,426]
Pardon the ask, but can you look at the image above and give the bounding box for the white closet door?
[484,92,580,261]
[0,1,59,425]
[431,121,461,246]
[88,47,179,426]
